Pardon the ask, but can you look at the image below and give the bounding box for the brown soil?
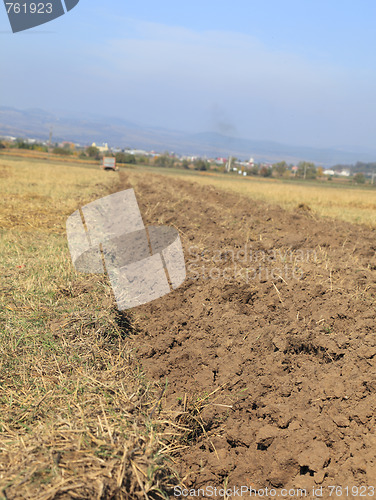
[120,171,376,496]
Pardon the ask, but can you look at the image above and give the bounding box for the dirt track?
[120,171,376,496]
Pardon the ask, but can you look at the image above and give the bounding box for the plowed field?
[121,170,376,496]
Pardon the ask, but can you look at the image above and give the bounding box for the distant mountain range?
[1,106,375,166]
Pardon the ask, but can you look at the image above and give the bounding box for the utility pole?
[226,156,233,173]
[371,172,376,185]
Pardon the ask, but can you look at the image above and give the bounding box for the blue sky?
[2,0,376,149]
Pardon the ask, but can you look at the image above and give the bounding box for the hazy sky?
[2,1,376,148]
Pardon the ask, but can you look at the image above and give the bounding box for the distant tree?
[13,139,47,151]
[272,161,287,177]
[79,152,87,159]
[14,138,29,149]
[136,155,148,165]
[34,145,48,152]
[86,146,100,159]
[193,159,208,171]
[115,152,136,164]
[154,154,173,167]
[297,161,317,179]
[52,147,72,156]
[0,141,6,149]
[63,142,75,151]
[181,159,190,169]
[259,165,272,177]
[353,172,366,184]
[317,166,324,177]
[249,165,259,176]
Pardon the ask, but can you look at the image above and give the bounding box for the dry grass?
[0,156,196,498]
[0,157,117,233]
[137,167,376,228]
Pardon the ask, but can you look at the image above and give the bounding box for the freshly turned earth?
[121,171,376,494]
